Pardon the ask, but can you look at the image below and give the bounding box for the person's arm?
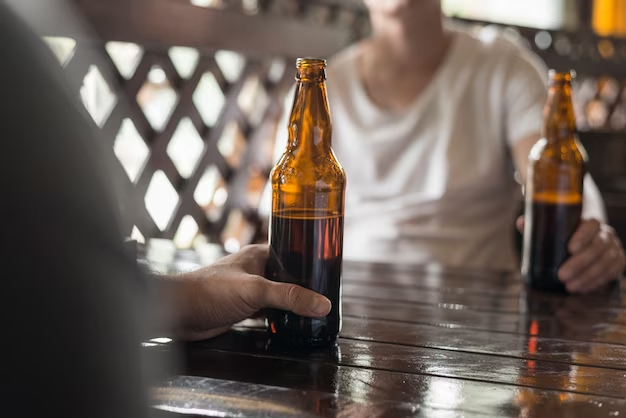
[0,5,151,418]
[505,46,625,293]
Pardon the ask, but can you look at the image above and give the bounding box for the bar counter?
[149,261,626,417]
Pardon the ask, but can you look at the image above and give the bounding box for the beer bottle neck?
[287,61,332,154]
[543,76,576,144]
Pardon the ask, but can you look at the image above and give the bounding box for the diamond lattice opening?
[267,58,287,84]
[215,50,246,83]
[610,104,626,130]
[167,118,205,178]
[174,215,200,249]
[131,226,146,244]
[106,42,143,79]
[193,72,225,127]
[194,166,227,222]
[238,75,269,126]
[190,0,222,7]
[221,210,254,253]
[137,66,178,131]
[242,0,260,14]
[246,166,268,209]
[145,171,180,231]
[43,37,76,66]
[217,120,247,168]
[80,65,117,127]
[169,47,200,79]
[114,119,150,182]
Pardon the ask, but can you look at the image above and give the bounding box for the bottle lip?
[296,58,327,68]
[548,69,575,83]
[296,58,327,81]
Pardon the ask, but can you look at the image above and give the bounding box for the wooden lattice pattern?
[28,0,366,252]
[36,0,625,252]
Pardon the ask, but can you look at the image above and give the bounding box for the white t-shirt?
[261,28,593,272]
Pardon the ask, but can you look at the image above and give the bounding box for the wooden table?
[150,262,626,417]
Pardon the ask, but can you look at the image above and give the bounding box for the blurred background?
[11,0,626,263]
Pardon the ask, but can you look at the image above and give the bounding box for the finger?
[566,249,617,294]
[261,280,331,318]
[569,219,601,253]
[516,216,524,233]
[610,234,626,277]
[559,234,606,282]
[605,235,626,279]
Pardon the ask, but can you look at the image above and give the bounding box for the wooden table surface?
[151,261,626,417]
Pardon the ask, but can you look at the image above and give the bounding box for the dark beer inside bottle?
[266,208,343,347]
[524,194,582,292]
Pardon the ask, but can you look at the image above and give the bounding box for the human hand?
[559,219,625,293]
[169,245,331,341]
[518,217,625,293]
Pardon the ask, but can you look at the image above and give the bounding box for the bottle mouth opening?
[296,58,327,81]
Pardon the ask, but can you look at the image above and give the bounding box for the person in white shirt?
[262,0,625,293]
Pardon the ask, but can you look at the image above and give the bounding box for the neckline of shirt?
[347,30,469,121]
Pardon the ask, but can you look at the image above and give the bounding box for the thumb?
[516,216,525,233]
[263,281,332,318]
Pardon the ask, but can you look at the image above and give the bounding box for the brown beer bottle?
[265,58,346,347]
[522,71,585,292]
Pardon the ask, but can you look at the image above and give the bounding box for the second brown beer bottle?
[265,58,346,347]
[522,71,586,292]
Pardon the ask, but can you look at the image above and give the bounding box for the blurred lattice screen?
[34,0,625,252]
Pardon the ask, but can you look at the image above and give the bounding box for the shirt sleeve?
[0,6,152,418]
[583,174,608,223]
[503,45,549,146]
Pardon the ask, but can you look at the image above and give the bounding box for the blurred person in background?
[263,0,625,293]
[0,4,330,418]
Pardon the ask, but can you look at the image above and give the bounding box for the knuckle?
[245,244,268,255]
[580,249,597,265]
[235,245,268,273]
[580,220,599,236]
[563,256,582,272]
